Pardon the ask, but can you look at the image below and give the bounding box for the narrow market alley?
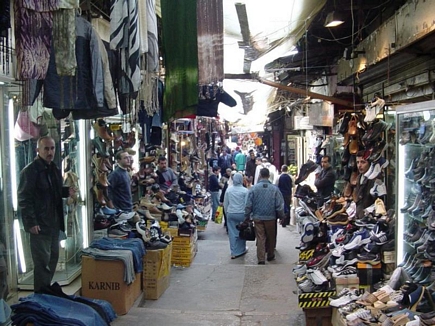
[111,221,305,326]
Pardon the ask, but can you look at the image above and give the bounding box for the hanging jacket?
[43,16,104,111]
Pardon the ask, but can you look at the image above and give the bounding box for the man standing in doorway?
[245,168,285,264]
[108,150,134,212]
[314,155,336,206]
[18,136,75,293]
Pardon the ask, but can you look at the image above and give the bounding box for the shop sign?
[308,102,333,127]
[294,116,313,130]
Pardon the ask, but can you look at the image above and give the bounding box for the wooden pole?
[257,78,354,108]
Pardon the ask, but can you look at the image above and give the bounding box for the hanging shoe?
[93,119,114,141]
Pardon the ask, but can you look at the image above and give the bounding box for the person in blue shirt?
[108,150,133,212]
[218,151,232,172]
[245,168,285,264]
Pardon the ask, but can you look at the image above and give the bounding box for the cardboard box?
[143,275,170,300]
[332,276,359,293]
[81,256,142,315]
[303,307,332,326]
[143,243,172,279]
[143,243,172,300]
[172,235,194,245]
[357,262,382,292]
[166,228,179,237]
[298,290,336,309]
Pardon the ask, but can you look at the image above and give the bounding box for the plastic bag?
[215,206,223,224]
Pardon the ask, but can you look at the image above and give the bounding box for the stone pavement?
[111,220,305,325]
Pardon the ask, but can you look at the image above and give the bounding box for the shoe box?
[356,262,382,292]
[81,256,142,315]
[381,251,396,279]
[171,231,198,267]
[332,275,360,293]
[143,243,172,300]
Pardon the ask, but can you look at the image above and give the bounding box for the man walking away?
[245,168,285,264]
[277,165,293,227]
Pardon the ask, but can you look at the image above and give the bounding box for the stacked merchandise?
[394,105,435,324]
[81,238,145,315]
[11,285,117,326]
[90,118,210,242]
[171,229,198,267]
[328,280,432,325]
[292,96,401,320]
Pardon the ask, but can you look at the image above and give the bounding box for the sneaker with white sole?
[298,278,315,293]
[329,291,361,307]
[307,269,328,285]
[332,266,357,278]
[344,229,371,250]
[345,308,371,322]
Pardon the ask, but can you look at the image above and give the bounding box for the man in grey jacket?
[245,168,285,264]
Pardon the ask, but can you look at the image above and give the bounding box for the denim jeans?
[15,139,37,173]
[89,238,145,273]
[11,293,108,326]
[210,191,220,220]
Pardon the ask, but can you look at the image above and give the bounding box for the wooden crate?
[304,307,332,326]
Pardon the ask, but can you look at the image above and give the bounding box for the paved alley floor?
[111,221,305,326]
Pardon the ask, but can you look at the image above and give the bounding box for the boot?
[136,209,155,222]
[92,154,109,172]
[92,137,110,157]
[93,185,106,206]
[154,190,170,203]
[93,119,114,141]
[96,171,109,187]
[140,196,158,209]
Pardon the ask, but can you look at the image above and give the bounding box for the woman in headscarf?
[224,172,249,259]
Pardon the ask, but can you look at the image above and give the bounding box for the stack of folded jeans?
[11,293,115,326]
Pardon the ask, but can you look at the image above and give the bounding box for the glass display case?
[11,105,91,290]
[395,100,435,264]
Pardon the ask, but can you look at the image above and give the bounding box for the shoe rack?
[396,100,435,280]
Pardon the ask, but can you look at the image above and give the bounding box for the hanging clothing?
[110,0,141,94]
[146,0,158,71]
[161,0,198,122]
[42,16,104,112]
[14,0,53,80]
[196,0,224,86]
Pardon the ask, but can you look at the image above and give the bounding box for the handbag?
[237,220,256,241]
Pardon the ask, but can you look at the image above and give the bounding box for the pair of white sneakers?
[329,288,361,307]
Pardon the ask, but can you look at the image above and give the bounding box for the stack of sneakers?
[296,268,331,293]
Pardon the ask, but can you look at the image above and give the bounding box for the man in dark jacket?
[218,151,232,172]
[314,155,336,206]
[209,166,221,221]
[277,165,293,227]
[244,150,257,183]
[18,136,74,293]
